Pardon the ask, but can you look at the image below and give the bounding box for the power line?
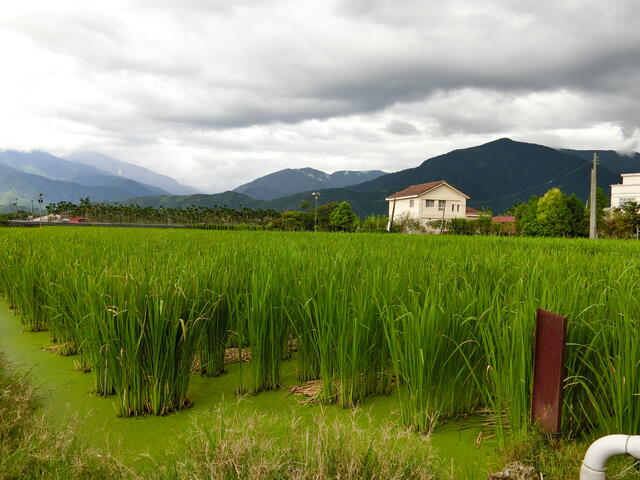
[299,159,594,206]
[472,160,592,204]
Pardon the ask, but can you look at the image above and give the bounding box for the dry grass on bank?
[0,356,129,480]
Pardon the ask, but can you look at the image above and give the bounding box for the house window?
[456,205,460,212]
[451,204,455,211]
[409,199,414,208]
[438,200,445,211]
[619,197,636,206]
[425,199,434,208]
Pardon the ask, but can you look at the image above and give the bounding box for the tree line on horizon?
[2,191,640,239]
[0,198,375,233]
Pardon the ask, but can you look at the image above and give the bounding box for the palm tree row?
[45,199,281,226]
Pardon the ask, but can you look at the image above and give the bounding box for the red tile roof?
[466,207,481,215]
[386,180,469,200]
[492,216,516,223]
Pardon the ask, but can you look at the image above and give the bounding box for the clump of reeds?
[89,276,213,416]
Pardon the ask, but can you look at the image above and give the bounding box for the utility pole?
[440,200,446,234]
[38,193,43,227]
[589,153,598,239]
[312,192,320,232]
[387,198,397,232]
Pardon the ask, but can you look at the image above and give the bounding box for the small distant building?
[465,207,482,219]
[492,215,516,224]
[31,213,59,222]
[492,215,516,235]
[611,174,640,208]
[385,180,470,229]
[27,214,88,223]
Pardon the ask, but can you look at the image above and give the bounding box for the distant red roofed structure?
[492,215,516,235]
[492,215,515,223]
[465,207,482,219]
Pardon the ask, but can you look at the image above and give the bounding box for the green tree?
[620,201,640,235]
[475,216,493,235]
[603,205,634,238]
[596,186,608,232]
[536,188,571,237]
[79,197,92,219]
[329,201,358,232]
[280,211,308,231]
[514,196,540,236]
[357,215,388,233]
[448,217,476,235]
[565,193,587,237]
[303,202,337,231]
[604,201,640,238]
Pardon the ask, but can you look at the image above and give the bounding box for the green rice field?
[2,227,640,477]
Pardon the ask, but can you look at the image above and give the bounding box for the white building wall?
[387,184,468,227]
[417,184,467,223]
[388,198,414,218]
[611,174,640,208]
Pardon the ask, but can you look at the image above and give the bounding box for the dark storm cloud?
[5,0,640,132]
[2,0,640,191]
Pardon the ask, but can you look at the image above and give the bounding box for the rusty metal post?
[531,308,568,434]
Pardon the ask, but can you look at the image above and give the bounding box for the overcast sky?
[1,0,639,192]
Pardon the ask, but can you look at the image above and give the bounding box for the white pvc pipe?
[580,434,640,479]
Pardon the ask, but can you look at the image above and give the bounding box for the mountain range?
[0,150,197,209]
[0,150,388,213]
[67,152,199,195]
[233,168,386,200]
[2,139,639,217]
[124,139,638,216]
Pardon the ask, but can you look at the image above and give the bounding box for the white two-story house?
[611,173,640,208]
[385,180,470,229]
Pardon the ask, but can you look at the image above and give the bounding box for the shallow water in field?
[0,300,500,478]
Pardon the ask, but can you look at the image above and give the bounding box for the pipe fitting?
[580,434,640,480]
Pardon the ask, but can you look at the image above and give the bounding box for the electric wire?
[325,159,593,206]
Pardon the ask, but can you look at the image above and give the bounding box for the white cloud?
[1,0,639,192]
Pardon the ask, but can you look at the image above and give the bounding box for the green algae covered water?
[0,299,499,478]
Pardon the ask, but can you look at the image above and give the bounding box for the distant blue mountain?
[0,150,171,207]
[232,167,387,200]
[67,151,200,195]
[0,163,163,207]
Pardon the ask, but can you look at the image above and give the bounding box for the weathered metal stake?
[531,308,568,435]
